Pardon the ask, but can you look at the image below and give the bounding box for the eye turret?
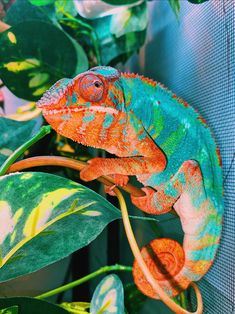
[79,74,104,102]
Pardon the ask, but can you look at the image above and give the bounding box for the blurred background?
[0,0,234,313]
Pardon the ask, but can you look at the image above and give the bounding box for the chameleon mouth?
[43,105,119,116]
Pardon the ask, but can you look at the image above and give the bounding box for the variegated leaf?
[0,20,88,101]
[90,274,124,314]
[0,172,121,282]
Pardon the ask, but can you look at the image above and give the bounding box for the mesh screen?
[127,0,235,313]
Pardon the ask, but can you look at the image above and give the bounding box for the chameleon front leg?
[131,160,201,214]
[80,156,166,182]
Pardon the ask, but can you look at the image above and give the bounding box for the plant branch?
[113,187,203,314]
[0,126,51,176]
[36,264,132,300]
[7,156,146,198]
[7,155,175,216]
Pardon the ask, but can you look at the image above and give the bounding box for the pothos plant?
[0,117,200,314]
[0,0,208,313]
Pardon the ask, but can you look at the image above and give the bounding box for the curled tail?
[133,161,223,298]
[133,206,222,298]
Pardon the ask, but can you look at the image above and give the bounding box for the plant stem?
[113,188,203,314]
[7,156,146,198]
[36,264,132,300]
[0,125,51,176]
[7,155,177,215]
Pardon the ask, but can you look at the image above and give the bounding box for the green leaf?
[90,274,124,314]
[101,0,141,4]
[187,0,209,3]
[124,283,146,314]
[0,297,68,314]
[29,0,55,6]
[168,0,180,18]
[0,117,36,166]
[60,302,90,314]
[0,21,88,100]
[0,172,121,282]
[5,0,55,26]
[110,1,147,38]
[89,2,146,65]
[55,0,77,19]
[0,306,18,314]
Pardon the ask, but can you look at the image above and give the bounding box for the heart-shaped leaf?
[0,21,88,100]
[90,274,124,314]
[0,297,68,314]
[0,117,36,166]
[0,172,121,282]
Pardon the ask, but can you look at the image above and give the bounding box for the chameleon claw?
[104,184,117,196]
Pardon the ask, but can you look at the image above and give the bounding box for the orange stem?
[7,156,143,197]
[114,187,203,314]
[7,155,176,215]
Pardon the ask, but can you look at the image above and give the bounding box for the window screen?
[127,0,234,313]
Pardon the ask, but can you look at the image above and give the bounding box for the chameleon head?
[37,66,127,150]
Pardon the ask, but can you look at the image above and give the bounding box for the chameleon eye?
[79,74,104,102]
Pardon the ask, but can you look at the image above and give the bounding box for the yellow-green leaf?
[3,59,40,73]
[29,73,49,88]
[0,172,121,282]
[0,21,88,101]
[60,302,90,314]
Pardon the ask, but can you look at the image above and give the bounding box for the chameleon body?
[37,66,223,298]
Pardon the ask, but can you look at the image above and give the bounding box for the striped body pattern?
[37,66,223,298]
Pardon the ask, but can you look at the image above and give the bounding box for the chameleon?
[37,66,223,298]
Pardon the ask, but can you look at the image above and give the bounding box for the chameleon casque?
[37,66,223,299]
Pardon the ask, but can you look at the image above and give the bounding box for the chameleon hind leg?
[131,160,201,215]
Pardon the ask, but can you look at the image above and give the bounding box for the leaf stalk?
[36,264,132,300]
[0,125,51,176]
